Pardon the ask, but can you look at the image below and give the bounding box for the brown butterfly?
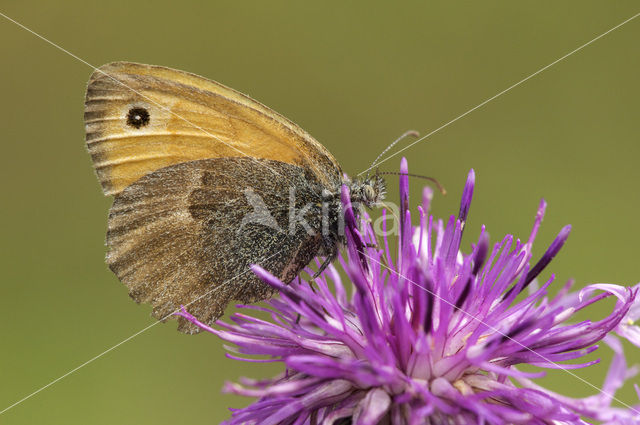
[85,62,385,333]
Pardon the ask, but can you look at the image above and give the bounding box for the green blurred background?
[1,1,639,423]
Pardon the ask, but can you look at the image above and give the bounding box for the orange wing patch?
[85,62,341,195]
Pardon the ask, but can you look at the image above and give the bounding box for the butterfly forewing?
[85,62,342,196]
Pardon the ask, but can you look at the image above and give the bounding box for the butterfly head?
[349,173,386,209]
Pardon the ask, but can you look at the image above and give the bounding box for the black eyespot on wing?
[126,107,150,129]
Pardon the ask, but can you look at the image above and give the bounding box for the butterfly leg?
[313,256,334,278]
[313,235,339,278]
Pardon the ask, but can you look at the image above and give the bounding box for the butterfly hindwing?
[106,157,324,333]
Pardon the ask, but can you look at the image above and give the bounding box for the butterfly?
[85,62,385,333]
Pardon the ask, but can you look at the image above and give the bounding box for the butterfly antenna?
[380,171,447,195]
[367,130,420,178]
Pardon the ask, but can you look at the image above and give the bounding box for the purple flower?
[178,159,640,424]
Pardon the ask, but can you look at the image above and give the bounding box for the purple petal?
[458,169,475,226]
[525,224,571,287]
[352,388,391,425]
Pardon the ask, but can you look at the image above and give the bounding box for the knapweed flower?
[178,159,640,424]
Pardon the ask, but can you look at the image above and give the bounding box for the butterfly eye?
[364,184,376,203]
[126,107,150,129]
